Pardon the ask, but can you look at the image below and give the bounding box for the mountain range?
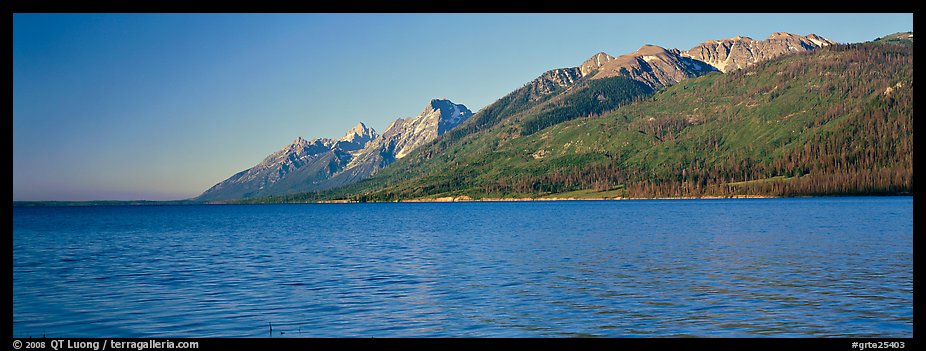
[199,32,912,202]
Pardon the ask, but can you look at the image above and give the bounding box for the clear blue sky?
[13,13,913,201]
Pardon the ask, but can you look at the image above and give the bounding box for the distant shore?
[12,199,200,207]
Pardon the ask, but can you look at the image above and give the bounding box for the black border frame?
[5,2,918,350]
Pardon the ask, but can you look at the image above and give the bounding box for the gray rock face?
[197,99,471,201]
[579,52,616,76]
[335,122,377,151]
[587,44,716,89]
[682,32,837,73]
[528,68,584,99]
[343,99,473,176]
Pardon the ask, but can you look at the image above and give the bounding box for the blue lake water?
[13,197,913,337]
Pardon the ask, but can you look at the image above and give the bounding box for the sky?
[12,13,913,201]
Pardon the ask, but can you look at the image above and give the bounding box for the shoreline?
[14,193,912,207]
[396,194,777,203]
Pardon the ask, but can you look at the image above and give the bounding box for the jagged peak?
[285,136,318,150]
[339,122,376,142]
[424,98,471,114]
[285,136,334,150]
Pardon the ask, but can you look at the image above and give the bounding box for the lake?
[12,197,913,337]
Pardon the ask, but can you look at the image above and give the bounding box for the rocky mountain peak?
[339,122,377,144]
[270,136,335,164]
[412,99,473,138]
[429,98,452,108]
[579,52,616,76]
[434,99,468,123]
